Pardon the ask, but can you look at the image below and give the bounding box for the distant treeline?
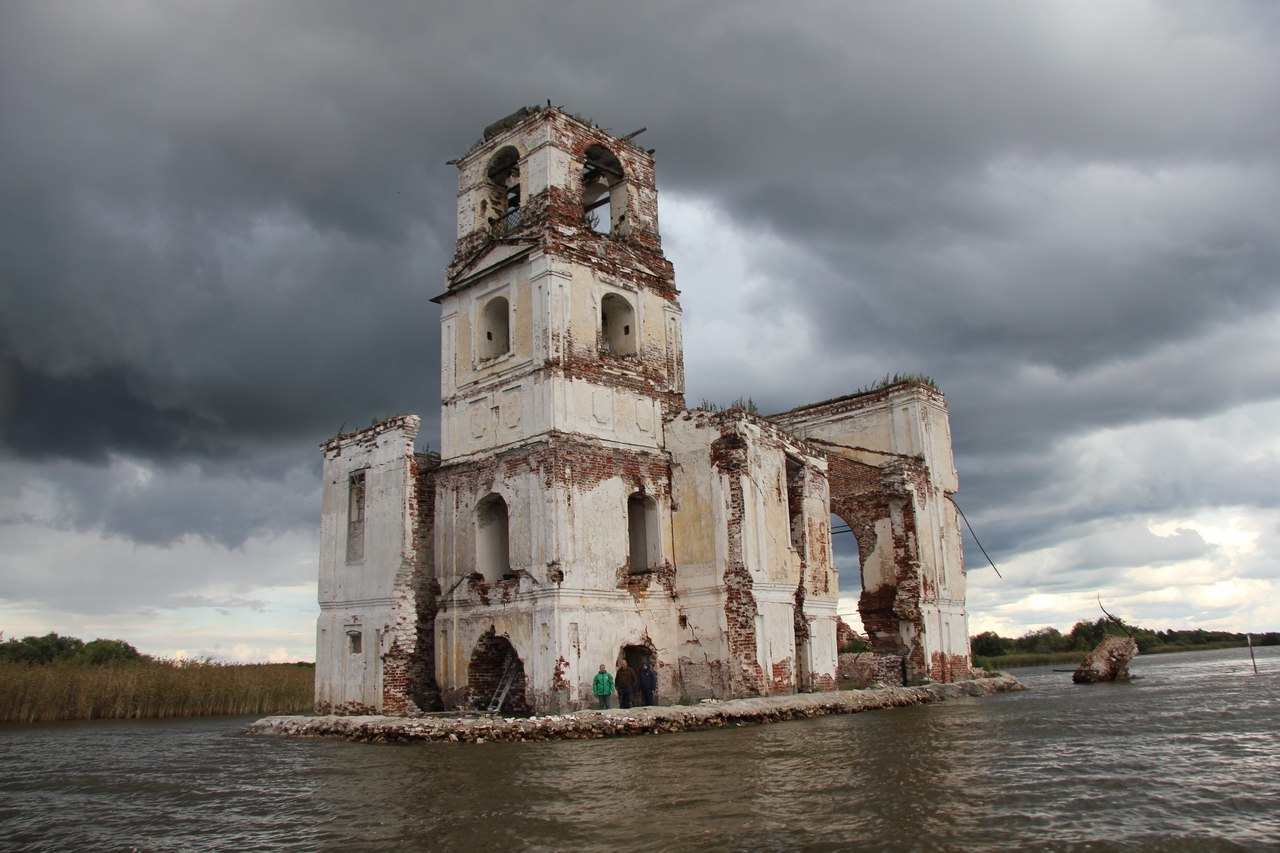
[0,632,314,723]
[1,632,148,666]
[973,618,1279,659]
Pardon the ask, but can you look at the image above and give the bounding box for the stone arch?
[467,628,529,715]
[582,144,627,233]
[829,510,866,640]
[826,456,914,664]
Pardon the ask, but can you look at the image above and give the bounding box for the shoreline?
[246,672,1024,743]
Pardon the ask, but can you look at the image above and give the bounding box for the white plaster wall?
[434,457,685,710]
[776,385,959,495]
[316,417,419,713]
[665,412,839,696]
[665,413,729,590]
[439,254,677,461]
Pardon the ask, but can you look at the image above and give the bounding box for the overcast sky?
[2,1,1277,661]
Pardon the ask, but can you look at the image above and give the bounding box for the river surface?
[2,646,1277,851]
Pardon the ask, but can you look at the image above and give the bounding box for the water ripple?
[1,646,1277,851]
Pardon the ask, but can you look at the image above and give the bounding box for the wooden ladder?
[486,656,520,713]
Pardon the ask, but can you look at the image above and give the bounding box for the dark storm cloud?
[2,0,1277,572]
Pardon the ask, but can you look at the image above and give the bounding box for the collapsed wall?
[773,382,972,684]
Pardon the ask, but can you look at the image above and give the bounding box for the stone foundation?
[249,674,1022,744]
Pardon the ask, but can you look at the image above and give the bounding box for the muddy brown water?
[2,646,1277,851]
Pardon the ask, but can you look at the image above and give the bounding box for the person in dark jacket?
[638,662,658,706]
[614,661,638,709]
[592,664,614,710]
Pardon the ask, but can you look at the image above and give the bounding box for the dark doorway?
[622,643,653,670]
[468,629,529,716]
[621,643,656,706]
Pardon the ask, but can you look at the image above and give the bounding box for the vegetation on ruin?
[0,633,313,723]
[839,637,871,654]
[854,372,940,395]
[699,396,761,415]
[970,619,1279,670]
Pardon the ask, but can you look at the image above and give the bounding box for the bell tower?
[431,106,685,713]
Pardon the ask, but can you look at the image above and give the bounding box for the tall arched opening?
[485,145,522,234]
[830,511,866,648]
[582,144,627,233]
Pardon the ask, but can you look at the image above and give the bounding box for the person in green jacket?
[592,664,614,710]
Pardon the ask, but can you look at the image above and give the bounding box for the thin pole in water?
[1247,633,1258,675]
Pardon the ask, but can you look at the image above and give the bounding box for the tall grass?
[0,660,313,723]
[974,651,1086,670]
[974,640,1252,672]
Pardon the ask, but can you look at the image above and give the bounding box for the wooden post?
[1247,633,1258,675]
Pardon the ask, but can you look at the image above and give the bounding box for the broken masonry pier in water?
[314,105,974,717]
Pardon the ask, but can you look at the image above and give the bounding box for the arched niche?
[479,295,510,360]
[601,293,637,356]
[627,491,659,572]
[476,493,511,582]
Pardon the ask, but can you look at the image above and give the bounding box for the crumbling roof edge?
[321,413,420,452]
[668,406,828,462]
[454,103,652,165]
[769,380,946,420]
[432,244,539,302]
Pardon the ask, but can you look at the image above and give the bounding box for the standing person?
[638,661,658,706]
[592,664,614,710]
[614,660,638,709]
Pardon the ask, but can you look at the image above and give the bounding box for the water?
[2,647,1277,851]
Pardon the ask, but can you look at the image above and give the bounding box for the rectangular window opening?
[346,470,366,563]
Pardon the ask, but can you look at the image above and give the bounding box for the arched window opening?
[627,492,659,573]
[600,293,637,356]
[582,144,627,234]
[831,512,868,649]
[479,296,510,360]
[476,494,511,582]
[486,146,521,235]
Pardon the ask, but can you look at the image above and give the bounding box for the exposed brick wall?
[871,654,906,688]
[467,627,530,716]
[711,430,763,697]
[930,651,973,682]
[381,453,443,716]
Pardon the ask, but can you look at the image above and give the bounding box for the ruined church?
[315,106,971,715]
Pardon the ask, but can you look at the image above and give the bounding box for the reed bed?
[0,660,314,723]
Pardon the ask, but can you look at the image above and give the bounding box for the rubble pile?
[1073,635,1140,684]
